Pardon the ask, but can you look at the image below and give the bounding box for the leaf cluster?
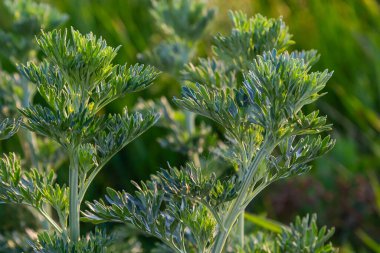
[18,28,160,150]
[141,40,192,76]
[1,25,160,251]
[183,12,308,89]
[83,9,337,253]
[174,54,335,228]
[236,214,337,253]
[176,49,334,169]
[0,153,68,233]
[83,163,241,252]
[213,11,293,71]
[31,229,110,253]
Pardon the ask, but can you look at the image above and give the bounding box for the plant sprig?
[84,11,336,253]
[0,26,160,251]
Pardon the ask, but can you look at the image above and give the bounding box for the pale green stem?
[236,143,250,249]
[237,212,244,247]
[212,142,270,253]
[69,149,80,242]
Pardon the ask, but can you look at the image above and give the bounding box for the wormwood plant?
[0,27,160,251]
[83,11,337,253]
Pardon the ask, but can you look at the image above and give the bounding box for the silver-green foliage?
[212,12,293,71]
[183,11,318,89]
[237,214,337,253]
[0,27,160,251]
[84,11,336,253]
[83,163,237,253]
[0,153,67,233]
[31,229,110,253]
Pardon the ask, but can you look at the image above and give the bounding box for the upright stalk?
[69,149,80,242]
[212,141,270,253]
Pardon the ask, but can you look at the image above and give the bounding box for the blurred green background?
[1,0,380,252]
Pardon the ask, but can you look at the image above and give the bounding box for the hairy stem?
[69,149,80,242]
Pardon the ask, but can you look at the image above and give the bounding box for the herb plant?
[0,26,160,251]
[0,1,338,251]
[83,10,337,253]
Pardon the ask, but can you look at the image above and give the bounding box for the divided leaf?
[0,118,20,140]
[213,12,294,70]
[31,229,110,253]
[83,163,239,252]
[0,153,68,231]
[94,109,160,162]
[236,214,337,253]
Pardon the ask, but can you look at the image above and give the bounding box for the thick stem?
[212,142,269,253]
[213,229,229,253]
[69,150,80,242]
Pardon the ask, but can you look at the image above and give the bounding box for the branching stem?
[39,209,62,233]
[212,140,270,253]
[78,149,119,203]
